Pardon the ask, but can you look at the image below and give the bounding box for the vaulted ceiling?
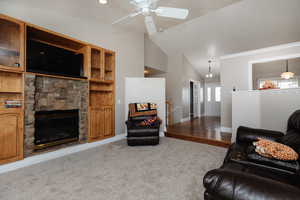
[151,0,300,76]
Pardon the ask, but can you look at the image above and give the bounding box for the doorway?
[190,81,194,119]
[204,82,221,116]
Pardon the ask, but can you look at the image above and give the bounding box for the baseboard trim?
[0,134,126,175]
[221,127,232,133]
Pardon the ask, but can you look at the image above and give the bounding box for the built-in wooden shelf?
[0,91,22,94]
[0,46,19,55]
[26,72,88,81]
[90,79,114,84]
[0,14,24,73]
[26,25,86,51]
[0,68,23,74]
[28,38,80,53]
[90,89,113,92]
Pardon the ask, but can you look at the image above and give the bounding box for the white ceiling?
[151,0,300,76]
[1,0,240,32]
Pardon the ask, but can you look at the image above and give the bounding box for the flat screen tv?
[27,40,85,78]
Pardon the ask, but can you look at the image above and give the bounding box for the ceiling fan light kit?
[112,0,189,35]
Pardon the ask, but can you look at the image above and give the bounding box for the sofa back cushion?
[288,110,300,131]
[280,130,300,152]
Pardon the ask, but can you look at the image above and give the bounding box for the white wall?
[125,78,166,132]
[0,2,145,135]
[165,54,203,123]
[144,35,167,72]
[232,90,261,142]
[232,88,300,142]
[220,42,300,129]
[182,56,203,119]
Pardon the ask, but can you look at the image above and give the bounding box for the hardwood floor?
[165,116,231,148]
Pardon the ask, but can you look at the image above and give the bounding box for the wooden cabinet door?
[0,14,24,71]
[0,112,23,164]
[89,108,105,139]
[103,106,113,137]
[89,106,114,141]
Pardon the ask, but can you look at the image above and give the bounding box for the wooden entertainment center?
[0,14,115,165]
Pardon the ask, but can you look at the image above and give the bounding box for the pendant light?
[281,60,294,79]
[206,60,213,78]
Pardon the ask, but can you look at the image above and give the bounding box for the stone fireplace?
[24,74,88,156]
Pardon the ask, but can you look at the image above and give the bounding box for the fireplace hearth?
[34,109,79,150]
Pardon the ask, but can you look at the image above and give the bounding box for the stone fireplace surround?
[24,74,88,156]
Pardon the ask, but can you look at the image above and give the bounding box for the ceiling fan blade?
[145,16,157,35]
[112,11,142,25]
[155,7,189,19]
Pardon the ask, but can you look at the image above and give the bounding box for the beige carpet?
[0,137,226,200]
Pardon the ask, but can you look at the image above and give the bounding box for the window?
[200,88,204,102]
[215,87,221,102]
[258,77,299,89]
[207,87,211,102]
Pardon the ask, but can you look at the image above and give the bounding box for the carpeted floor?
[0,137,226,200]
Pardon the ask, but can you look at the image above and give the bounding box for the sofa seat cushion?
[224,143,248,164]
[247,145,300,173]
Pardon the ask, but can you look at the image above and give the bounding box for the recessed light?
[98,0,108,4]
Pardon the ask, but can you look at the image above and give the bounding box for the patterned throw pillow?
[253,138,299,161]
[136,103,149,111]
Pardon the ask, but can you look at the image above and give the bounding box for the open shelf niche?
[26,25,89,78]
[104,50,115,81]
[0,71,23,110]
[88,48,115,142]
[90,47,102,80]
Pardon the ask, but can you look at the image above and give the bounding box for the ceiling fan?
[112,0,189,35]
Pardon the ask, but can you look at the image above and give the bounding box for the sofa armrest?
[237,126,284,144]
[204,169,300,200]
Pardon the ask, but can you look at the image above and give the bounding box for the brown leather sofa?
[203,110,300,200]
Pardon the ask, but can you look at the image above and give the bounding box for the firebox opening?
[34,109,79,150]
